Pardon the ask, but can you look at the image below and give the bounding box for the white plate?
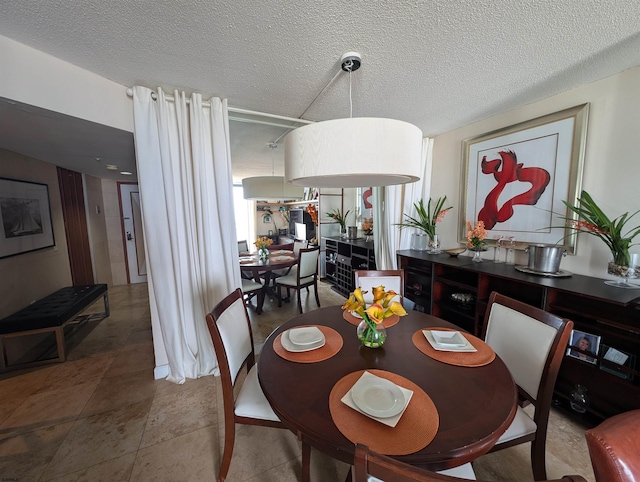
[349,311,363,319]
[423,330,477,352]
[351,375,406,418]
[431,330,467,347]
[288,326,324,346]
[281,331,325,352]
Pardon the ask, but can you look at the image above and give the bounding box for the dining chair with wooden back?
[238,240,249,254]
[352,443,587,482]
[267,242,294,251]
[240,277,264,314]
[276,246,320,314]
[354,270,404,303]
[584,408,640,482]
[205,288,309,481]
[480,292,574,481]
[265,239,308,287]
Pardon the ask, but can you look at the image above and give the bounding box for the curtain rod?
[125,87,314,125]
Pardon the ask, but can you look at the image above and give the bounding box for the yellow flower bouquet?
[342,286,407,348]
[254,236,273,250]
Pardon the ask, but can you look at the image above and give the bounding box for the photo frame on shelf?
[262,214,271,223]
[460,104,589,251]
[0,177,55,259]
[598,344,635,380]
[566,329,600,364]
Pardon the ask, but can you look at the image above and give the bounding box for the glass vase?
[469,248,485,262]
[258,247,269,260]
[428,234,441,254]
[605,255,640,289]
[569,384,589,414]
[356,316,387,348]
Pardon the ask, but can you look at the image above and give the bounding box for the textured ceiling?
[1,0,640,183]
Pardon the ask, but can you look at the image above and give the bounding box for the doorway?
[119,183,147,284]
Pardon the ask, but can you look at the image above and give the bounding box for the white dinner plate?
[431,330,468,347]
[423,330,477,352]
[281,331,325,352]
[351,375,406,418]
[349,311,363,319]
[288,326,324,346]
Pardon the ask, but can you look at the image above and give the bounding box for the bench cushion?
[0,284,108,334]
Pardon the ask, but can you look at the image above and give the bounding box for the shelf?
[397,250,640,421]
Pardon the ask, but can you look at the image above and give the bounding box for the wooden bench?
[0,284,109,371]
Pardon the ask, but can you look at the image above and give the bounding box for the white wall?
[0,34,133,132]
[431,66,640,278]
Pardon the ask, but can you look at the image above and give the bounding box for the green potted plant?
[326,208,351,238]
[397,196,452,252]
[557,190,640,285]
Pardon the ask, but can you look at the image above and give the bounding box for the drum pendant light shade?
[242,176,304,200]
[284,117,423,188]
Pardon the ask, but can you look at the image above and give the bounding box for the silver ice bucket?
[525,244,566,273]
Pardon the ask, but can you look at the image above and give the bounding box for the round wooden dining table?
[258,305,518,472]
[239,250,297,313]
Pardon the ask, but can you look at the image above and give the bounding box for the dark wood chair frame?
[276,247,321,314]
[481,291,574,481]
[353,443,587,482]
[206,289,310,481]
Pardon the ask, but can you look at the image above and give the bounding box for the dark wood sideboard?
[397,249,640,421]
[324,236,376,297]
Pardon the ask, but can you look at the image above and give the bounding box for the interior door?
[119,183,147,284]
[57,167,94,286]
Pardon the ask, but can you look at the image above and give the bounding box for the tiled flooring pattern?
[0,282,596,481]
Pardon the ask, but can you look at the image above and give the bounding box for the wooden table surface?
[258,305,518,471]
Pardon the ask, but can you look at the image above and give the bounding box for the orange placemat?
[412,328,496,367]
[329,369,439,455]
[342,310,400,328]
[273,326,343,363]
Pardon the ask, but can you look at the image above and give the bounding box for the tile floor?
[0,281,596,481]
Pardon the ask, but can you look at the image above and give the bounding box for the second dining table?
[258,305,518,476]
[239,250,297,313]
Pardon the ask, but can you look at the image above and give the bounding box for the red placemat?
[329,369,439,455]
[273,326,343,363]
[342,310,400,328]
[412,328,496,367]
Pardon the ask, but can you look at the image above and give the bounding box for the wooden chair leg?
[314,281,320,307]
[218,420,236,482]
[531,435,547,481]
[297,288,303,314]
[301,440,311,482]
[277,285,283,307]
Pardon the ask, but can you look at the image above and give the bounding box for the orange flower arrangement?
[466,220,488,249]
[307,204,318,225]
[362,217,373,235]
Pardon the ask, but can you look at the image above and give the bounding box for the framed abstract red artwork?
[460,104,589,252]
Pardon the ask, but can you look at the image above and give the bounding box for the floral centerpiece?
[558,190,640,278]
[342,285,407,348]
[254,236,273,259]
[326,208,351,236]
[466,220,488,262]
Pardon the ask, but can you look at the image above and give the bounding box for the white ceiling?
[1,1,640,183]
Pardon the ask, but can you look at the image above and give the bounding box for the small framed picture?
[262,214,271,223]
[598,344,635,380]
[566,329,600,364]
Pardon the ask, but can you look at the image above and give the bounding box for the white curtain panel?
[373,137,433,269]
[132,86,241,383]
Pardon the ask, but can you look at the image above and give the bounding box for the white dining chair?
[238,240,249,254]
[205,288,310,481]
[479,292,574,481]
[275,247,320,314]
